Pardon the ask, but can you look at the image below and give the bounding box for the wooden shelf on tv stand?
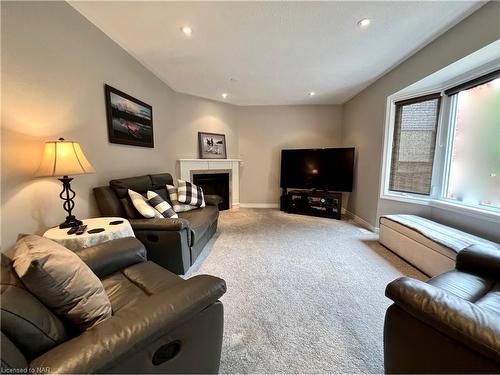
[281,189,342,220]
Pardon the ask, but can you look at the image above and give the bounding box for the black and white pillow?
[146,191,178,218]
[177,180,206,208]
[166,185,196,213]
[128,189,163,219]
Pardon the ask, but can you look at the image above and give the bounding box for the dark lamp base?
[59,216,83,229]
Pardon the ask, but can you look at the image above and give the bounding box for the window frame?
[380,67,500,223]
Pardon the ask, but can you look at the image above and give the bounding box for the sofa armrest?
[74,237,146,279]
[129,218,190,231]
[386,277,500,363]
[456,244,500,280]
[30,275,226,374]
[204,195,222,206]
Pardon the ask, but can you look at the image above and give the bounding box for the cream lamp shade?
[35,138,95,177]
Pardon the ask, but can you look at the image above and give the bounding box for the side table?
[43,217,135,251]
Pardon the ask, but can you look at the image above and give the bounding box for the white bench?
[379,214,499,277]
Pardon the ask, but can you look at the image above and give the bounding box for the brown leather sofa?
[94,173,220,274]
[384,244,500,373]
[1,237,226,374]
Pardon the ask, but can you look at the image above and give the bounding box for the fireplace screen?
[193,173,230,210]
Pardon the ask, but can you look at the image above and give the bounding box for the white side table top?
[43,217,135,251]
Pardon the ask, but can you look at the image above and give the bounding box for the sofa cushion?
[110,175,153,198]
[102,261,183,313]
[150,173,174,189]
[475,283,500,315]
[1,332,28,370]
[429,271,494,302]
[12,235,112,331]
[178,206,218,246]
[1,253,70,361]
[120,197,141,219]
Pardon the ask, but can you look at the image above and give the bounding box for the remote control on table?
[75,225,87,235]
[67,226,79,235]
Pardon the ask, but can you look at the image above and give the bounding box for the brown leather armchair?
[384,244,500,373]
[1,237,226,374]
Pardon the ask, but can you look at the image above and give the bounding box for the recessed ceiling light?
[357,18,371,28]
[308,92,316,97]
[221,93,228,99]
[180,26,193,36]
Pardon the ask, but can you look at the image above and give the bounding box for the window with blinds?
[389,94,441,195]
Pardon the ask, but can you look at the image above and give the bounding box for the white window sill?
[380,192,431,206]
[381,192,500,224]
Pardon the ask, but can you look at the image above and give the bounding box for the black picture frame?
[198,132,227,159]
[104,84,154,148]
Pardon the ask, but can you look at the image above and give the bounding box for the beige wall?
[342,1,500,242]
[238,105,342,204]
[173,92,239,161]
[1,1,237,250]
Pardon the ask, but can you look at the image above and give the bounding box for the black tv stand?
[280,189,342,220]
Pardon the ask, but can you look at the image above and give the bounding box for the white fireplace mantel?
[178,159,242,207]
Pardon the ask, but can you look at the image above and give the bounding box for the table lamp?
[35,138,95,228]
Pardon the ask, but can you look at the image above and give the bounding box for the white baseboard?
[344,209,379,233]
[239,203,280,209]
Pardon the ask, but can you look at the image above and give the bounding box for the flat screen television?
[280,147,355,192]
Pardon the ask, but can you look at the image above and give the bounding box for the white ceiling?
[69,1,483,106]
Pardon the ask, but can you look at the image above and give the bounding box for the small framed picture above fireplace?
[198,132,227,159]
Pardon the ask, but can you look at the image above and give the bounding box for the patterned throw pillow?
[146,191,178,218]
[166,185,196,213]
[177,179,206,207]
[128,189,163,219]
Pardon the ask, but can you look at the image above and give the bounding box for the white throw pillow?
[146,191,178,218]
[128,189,163,218]
[166,185,196,213]
[12,235,112,331]
[177,179,206,208]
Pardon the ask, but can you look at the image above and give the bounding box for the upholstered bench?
[379,214,499,276]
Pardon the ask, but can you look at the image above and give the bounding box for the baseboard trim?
[239,203,280,209]
[344,209,379,233]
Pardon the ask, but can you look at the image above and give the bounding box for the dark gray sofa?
[94,173,220,274]
[1,237,226,373]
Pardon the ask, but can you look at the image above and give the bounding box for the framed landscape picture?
[104,84,154,148]
[198,132,227,159]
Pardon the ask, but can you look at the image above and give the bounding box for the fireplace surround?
[178,159,241,208]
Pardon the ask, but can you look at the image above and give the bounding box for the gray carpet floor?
[186,209,426,374]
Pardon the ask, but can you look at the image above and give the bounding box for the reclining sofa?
[94,173,220,274]
[384,244,500,373]
[1,237,226,373]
